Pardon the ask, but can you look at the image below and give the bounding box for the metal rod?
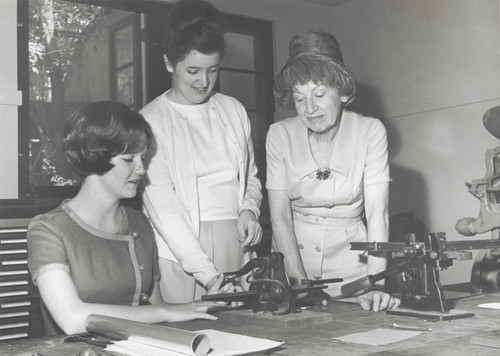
[351,239,500,253]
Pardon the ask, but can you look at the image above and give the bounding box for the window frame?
[109,13,143,110]
[16,0,274,203]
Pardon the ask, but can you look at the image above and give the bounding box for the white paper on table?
[105,329,283,356]
[198,329,284,356]
[86,314,210,355]
[332,328,423,346]
[478,303,500,309]
[106,340,187,356]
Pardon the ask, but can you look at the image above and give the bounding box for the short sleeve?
[27,219,70,282]
[265,124,288,190]
[364,120,391,186]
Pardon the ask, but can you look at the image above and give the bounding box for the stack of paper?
[106,329,283,356]
[85,314,283,356]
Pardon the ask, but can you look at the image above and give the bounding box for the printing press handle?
[341,274,381,297]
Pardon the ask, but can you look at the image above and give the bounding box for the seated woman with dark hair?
[27,101,220,335]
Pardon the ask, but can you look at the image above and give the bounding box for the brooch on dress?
[316,168,331,180]
[300,168,333,180]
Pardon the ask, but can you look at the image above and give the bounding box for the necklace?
[308,129,335,180]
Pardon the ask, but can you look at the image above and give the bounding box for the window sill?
[0,198,64,219]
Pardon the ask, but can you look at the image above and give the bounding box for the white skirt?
[293,211,367,298]
[158,219,254,303]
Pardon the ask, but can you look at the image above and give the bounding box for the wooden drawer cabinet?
[0,227,44,341]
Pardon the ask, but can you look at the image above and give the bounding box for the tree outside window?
[28,0,135,187]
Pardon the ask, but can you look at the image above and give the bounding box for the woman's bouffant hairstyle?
[163,0,226,65]
[63,101,153,177]
[273,53,357,110]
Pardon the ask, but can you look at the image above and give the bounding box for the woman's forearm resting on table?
[37,270,218,335]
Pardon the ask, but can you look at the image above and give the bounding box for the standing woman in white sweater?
[140,0,262,303]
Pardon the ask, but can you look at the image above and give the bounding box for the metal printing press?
[202,252,342,315]
[203,107,500,321]
[341,106,500,319]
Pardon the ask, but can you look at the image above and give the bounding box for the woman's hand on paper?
[357,291,400,312]
[238,210,263,247]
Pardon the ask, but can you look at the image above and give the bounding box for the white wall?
[0,0,21,199]
[212,0,500,284]
[197,0,365,119]
[322,0,500,284]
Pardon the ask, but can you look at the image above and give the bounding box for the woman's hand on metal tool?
[295,289,330,307]
[357,291,401,312]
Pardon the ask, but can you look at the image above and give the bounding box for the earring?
[163,55,173,73]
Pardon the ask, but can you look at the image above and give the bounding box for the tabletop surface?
[4,291,500,356]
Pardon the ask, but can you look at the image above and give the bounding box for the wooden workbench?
[4,292,500,356]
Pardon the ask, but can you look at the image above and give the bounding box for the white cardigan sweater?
[140,91,262,288]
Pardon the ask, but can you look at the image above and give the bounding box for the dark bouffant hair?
[273,53,357,110]
[163,0,226,65]
[63,101,153,177]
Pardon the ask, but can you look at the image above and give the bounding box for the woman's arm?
[237,103,263,247]
[142,189,222,290]
[363,120,391,276]
[141,126,221,289]
[358,182,400,312]
[37,270,218,335]
[364,181,389,276]
[237,156,263,247]
[265,124,307,283]
[268,189,308,285]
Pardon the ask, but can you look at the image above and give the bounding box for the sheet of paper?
[197,329,284,356]
[332,328,423,346]
[106,340,185,356]
[105,329,283,356]
[87,314,210,355]
[478,303,500,310]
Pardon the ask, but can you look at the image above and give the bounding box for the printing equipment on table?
[3,108,500,355]
[340,106,500,320]
[5,292,500,356]
[202,252,341,316]
[342,232,499,320]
